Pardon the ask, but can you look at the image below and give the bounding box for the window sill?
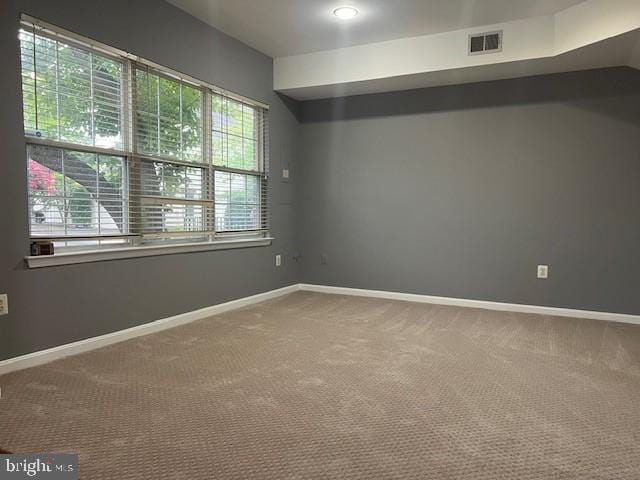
[25,237,273,269]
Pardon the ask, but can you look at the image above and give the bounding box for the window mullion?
[122,61,133,152]
[156,72,160,157]
[55,38,61,141]
[96,154,101,236]
[61,149,67,236]
[121,60,135,240]
[123,155,131,240]
[31,27,40,131]
[89,52,95,147]
[202,89,214,237]
[179,83,183,161]
[122,59,134,239]
[128,61,142,238]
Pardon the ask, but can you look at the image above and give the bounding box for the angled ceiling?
[167,0,586,57]
[169,0,640,100]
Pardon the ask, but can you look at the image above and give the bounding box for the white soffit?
[274,0,640,100]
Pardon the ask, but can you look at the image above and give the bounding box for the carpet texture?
[1,291,639,479]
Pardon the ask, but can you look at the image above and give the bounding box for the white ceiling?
[168,0,640,100]
[167,0,587,57]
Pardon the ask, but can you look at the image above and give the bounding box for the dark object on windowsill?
[0,447,11,454]
[30,241,55,256]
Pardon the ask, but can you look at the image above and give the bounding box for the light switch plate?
[537,265,549,279]
[0,294,8,315]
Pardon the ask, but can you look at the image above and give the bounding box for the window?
[134,68,203,162]
[20,29,124,149]
[212,94,265,232]
[19,16,269,254]
[27,144,127,238]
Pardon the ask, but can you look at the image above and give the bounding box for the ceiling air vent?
[469,31,503,55]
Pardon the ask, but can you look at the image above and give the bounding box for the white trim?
[298,284,640,325]
[3,283,638,376]
[25,237,273,268]
[0,285,300,375]
[26,136,129,158]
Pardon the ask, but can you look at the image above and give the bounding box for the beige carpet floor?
[1,291,639,479]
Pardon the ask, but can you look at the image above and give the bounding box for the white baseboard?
[298,284,640,325]
[2,282,638,376]
[0,284,300,376]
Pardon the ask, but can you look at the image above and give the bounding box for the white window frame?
[19,15,271,268]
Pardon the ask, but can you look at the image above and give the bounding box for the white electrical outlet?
[0,294,8,316]
[537,265,549,279]
[275,254,282,267]
[282,168,290,179]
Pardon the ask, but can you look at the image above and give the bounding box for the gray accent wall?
[1,1,639,363]
[297,68,640,315]
[0,0,300,361]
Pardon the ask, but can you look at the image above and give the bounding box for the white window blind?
[20,28,124,150]
[212,94,268,233]
[19,16,269,249]
[27,144,127,239]
[134,67,203,163]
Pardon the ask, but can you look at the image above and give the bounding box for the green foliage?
[21,31,123,148]
[135,69,202,162]
[212,95,258,171]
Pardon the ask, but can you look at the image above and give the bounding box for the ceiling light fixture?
[333,6,359,19]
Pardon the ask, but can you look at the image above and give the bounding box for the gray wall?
[297,68,640,315]
[0,0,300,361]
[2,1,639,363]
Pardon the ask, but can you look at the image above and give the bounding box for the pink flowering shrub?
[28,159,55,195]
